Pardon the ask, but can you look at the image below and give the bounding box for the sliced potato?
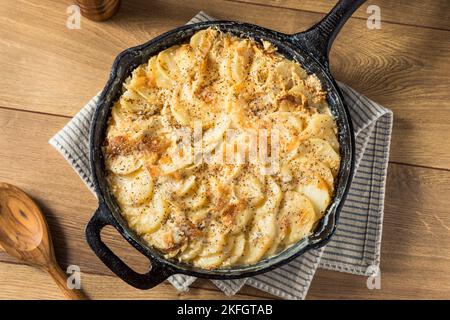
[279,164,293,184]
[275,60,306,89]
[189,28,218,55]
[222,233,246,267]
[280,191,316,245]
[249,59,269,86]
[297,176,331,218]
[217,161,243,185]
[240,177,282,261]
[187,207,210,226]
[230,207,254,235]
[202,115,231,152]
[169,86,190,126]
[230,39,253,83]
[255,176,282,215]
[177,175,197,196]
[172,44,194,77]
[184,182,208,210]
[144,224,183,252]
[159,144,193,175]
[289,156,334,191]
[125,192,168,234]
[198,223,228,257]
[111,168,153,206]
[263,112,305,156]
[106,153,142,175]
[154,47,179,88]
[194,224,231,269]
[302,138,340,176]
[239,212,276,265]
[313,160,334,191]
[266,213,289,256]
[234,173,266,208]
[110,101,131,131]
[120,89,158,115]
[302,114,339,152]
[194,253,224,269]
[170,84,221,128]
[178,239,204,262]
[126,65,160,105]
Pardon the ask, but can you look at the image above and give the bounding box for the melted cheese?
[103,28,340,269]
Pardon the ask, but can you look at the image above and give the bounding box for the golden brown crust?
[103,28,340,269]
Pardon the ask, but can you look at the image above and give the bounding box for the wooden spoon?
[0,183,86,299]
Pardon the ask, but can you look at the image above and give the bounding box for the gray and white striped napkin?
[49,12,393,299]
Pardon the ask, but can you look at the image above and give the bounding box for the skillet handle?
[292,0,366,68]
[85,202,173,289]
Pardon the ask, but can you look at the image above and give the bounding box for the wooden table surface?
[0,0,449,300]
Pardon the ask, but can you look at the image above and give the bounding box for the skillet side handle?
[292,0,366,68]
[85,202,173,289]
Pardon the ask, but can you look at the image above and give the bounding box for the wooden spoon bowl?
[0,182,86,299]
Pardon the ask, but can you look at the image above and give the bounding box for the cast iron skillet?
[86,0,364,289]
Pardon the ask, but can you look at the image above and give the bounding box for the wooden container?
[75,0,121,21]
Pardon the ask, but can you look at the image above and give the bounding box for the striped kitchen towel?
[49,12,393,300]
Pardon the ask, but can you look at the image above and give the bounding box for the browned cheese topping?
[103,28,340,269]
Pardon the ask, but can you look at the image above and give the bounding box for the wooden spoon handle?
[47,263,87,300]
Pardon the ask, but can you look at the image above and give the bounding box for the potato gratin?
[103,28,340,269]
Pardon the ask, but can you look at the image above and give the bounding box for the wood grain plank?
[1,0,449,169]
[310,164,450,299]
[0,262,266,299]
[232,0,450,31]
[0,107,449,299]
